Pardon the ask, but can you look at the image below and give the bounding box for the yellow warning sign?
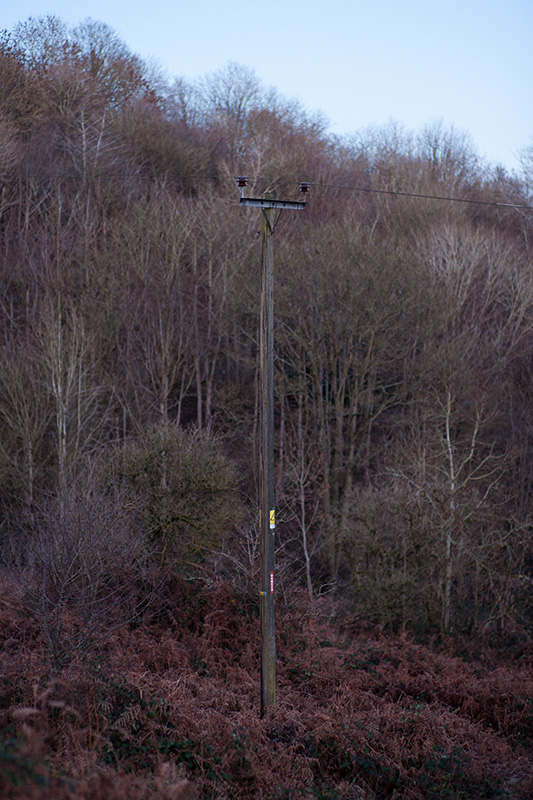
[269,509,275,529]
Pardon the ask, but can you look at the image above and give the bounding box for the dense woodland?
[1,16,533,800]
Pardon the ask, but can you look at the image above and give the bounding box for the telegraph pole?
[238,180,307,716]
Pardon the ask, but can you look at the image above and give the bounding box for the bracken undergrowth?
[1,571,532,800]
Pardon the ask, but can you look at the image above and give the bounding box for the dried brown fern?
[2,573,532,799]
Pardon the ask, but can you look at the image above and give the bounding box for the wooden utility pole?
[259,199,276,713]
[239,183,307,716]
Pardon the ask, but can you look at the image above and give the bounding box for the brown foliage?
[1,575,532,799]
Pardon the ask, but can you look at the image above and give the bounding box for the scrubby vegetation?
[1,577,533,799]
[1,14,533,798]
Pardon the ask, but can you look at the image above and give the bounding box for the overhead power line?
[234,177,533,212]
[309,181,533,211]
[3,169,532,211]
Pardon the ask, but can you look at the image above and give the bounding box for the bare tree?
[14,472,152,668]
[0,340,51,508]
[37,301,109,494]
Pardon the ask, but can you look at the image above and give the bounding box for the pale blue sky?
[2,1,532,172]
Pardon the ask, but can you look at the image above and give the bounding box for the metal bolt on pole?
[239,183,306,716]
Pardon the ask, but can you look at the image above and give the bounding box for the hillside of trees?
[1,16,533,799]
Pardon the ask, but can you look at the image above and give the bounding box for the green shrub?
[110,425,243,567]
